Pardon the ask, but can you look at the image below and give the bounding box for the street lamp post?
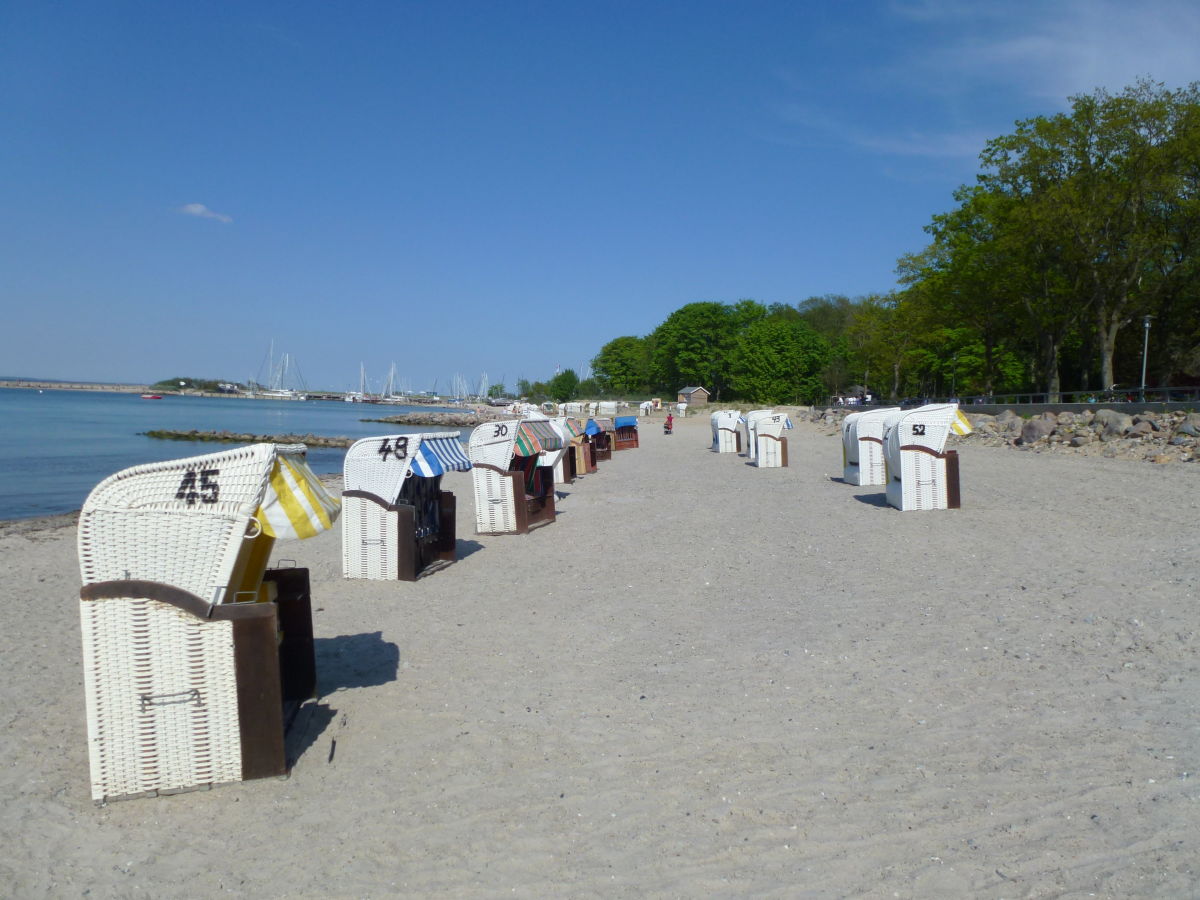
[1139,315,1153,402]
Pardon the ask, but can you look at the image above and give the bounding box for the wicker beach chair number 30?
[493,424,509,437]
[377,437,409,461]
[175,468,220,505]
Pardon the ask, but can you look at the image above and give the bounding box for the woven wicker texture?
[78,444,276,602]
[468,421,525,534]
[883,404,961,510]
[841,407,901,486]
[342,495,400,579]
[80,593,241,801]
[710,410,741,453]
[754,417,789,468]
[342,432,462,579]
[740,410,775,460]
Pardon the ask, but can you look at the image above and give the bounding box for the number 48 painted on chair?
[377,437,409,461]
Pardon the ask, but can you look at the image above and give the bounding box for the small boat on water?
[140,394,163,400]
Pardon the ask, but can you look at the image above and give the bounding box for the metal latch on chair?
[139,689,202,711]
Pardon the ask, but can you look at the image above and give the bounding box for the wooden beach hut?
[468,419,564,534]
[76,443,340,802]
[342,432,472,581]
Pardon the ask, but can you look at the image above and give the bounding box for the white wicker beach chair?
[841,407,901,485]
[342,433,471,580]
[468,420,562,534]
[77,443,339,803]
[753,414,792,467]
[740,410,776,460]
[882,404,973,510]
[551,416,585,482]
[710,409,742,453]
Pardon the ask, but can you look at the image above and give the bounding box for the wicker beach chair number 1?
[174,468,220,505]
[912,424,926,436]
[377,437,409,461]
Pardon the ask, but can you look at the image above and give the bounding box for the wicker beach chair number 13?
[377,437,409,461]
[175,468,220,505]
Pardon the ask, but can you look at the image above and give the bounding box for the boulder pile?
[804,408,1200,464]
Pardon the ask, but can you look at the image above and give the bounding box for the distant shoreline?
[0,380,150,393]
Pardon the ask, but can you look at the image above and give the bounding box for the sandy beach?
[1,412,1197,898]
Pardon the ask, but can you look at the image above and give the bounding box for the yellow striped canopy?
[255,449,341,540]
[950,410,974,436]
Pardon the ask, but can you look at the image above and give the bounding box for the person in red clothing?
[664,413,674,435]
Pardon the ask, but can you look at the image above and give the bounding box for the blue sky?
[3,1,1198,393]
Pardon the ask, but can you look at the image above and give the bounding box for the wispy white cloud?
[774,0,1200,165]
[773,99,990,162]
[178,203,232,224]
[891,0,1200,101]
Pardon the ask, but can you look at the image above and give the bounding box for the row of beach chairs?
[710,403,972,510]
[75,414,639,803]
[710,408,793,467]
[841,404,973,510]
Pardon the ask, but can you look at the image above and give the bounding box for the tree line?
[581,80,1200,406]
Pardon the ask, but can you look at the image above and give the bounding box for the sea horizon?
[0,388,466,521]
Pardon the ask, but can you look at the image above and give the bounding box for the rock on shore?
[363,408,513,428]
[142,429,356,448]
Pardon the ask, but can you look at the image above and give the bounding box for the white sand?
[2,413,1198,897]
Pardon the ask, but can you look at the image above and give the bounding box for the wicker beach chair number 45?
[377,437,409,461]
[175,468,220,505]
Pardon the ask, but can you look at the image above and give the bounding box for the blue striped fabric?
[411,436,472,477]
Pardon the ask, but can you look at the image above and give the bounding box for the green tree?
[547,369,580,402]
[727,318,830,404]
[487,383,507,399]
[649,300,766,399]
[592,336,652,394]
[977,79,1200,393]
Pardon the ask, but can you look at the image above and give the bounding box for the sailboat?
[253,341,308,400]
[344,363,376,402]
[377,363,408,404]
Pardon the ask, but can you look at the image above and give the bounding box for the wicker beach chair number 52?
[175,468,220,505]
[377,437,409,461]
[912,424,926,436]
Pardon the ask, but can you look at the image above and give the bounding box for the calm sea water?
[0,389,467,520]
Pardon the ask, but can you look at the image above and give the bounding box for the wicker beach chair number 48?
[175,468,220,505]
[377,437,409,461]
